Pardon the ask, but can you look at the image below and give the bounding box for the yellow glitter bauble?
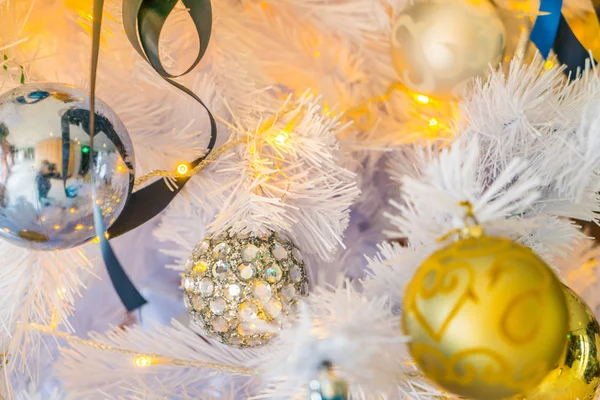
[522,286,600,400]
[390,0,505,99]
[402,236,568,400]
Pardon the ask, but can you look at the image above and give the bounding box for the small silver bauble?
[0,83,134,250]
[182,231,309,348]
[391,0,505,99]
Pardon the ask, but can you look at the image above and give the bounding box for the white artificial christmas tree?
[0,0,600,399]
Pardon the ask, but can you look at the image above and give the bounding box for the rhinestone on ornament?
[212,260,230,278]
[242,244,259,262]
[266,263,283,283]
[212,242,231,260]
[237,263,255,281]
[198,278,214,296]
[182,231,309,348]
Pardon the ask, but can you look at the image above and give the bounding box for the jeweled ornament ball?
[182,231,309,348]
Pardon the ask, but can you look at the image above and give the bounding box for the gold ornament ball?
[402,236,568,400]
[522,286,600,400]
[390,0,505,99]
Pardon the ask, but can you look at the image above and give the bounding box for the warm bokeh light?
[274,130,289,145]
[176,163,190,176]
[415,94,430,104]
[429,117,439,127]
[135,356,151,367]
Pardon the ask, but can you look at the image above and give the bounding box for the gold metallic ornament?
[390,0,506,99]
[521,286,600,400]
[403,234,568,399]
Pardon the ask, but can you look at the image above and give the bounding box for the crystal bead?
[272,242,288,260]
[292,247,303,262]
[281,284,296,301]
[212,242,231,260]
[237,322,258,336]
[239,302,258,321]
[230,336,243,346]
[184,258,194,270]
[182,276,194,291]
[266,263,283,283]
[300,282,309,296]
[193,260,208,274]
[237,263,255,281]
[211,317,229,332]
[194,240,210,256]
[183,295,191,309]
[225,284,241,299]
[212,260,230,278]
[290,265,303,282]
[191,296,205,310]
[210,298,227,315]
[247,337,263,347]
[199,278,214,296]
[253,281,272,301]
[264,298,283,319]
[241,244,259,262]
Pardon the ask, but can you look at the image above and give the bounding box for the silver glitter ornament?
[182,231,309,348]
[0,83,134,250]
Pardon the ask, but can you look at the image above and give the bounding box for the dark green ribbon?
[88,0,216,311]
[90,0,147,311]
[107,0,216,238]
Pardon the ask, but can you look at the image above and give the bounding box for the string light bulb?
[415,94,430,104]
[274,130,289,145]
[135,356,151,367]
[176,162,190,176]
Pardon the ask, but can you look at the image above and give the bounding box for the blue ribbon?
[530,0,563,58]
[530,0,597,78]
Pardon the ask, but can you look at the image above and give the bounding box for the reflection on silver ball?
[0,83,134,250]
[391,0,505,99]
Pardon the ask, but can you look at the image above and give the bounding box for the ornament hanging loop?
[437,201,484,243]
[458,201,484,240]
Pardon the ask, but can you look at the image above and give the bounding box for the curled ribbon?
[86,0,217,311]
[109,0,217,239]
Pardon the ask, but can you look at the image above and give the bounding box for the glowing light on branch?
[415,94,430,104]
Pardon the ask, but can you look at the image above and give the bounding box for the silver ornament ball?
[0,83,134,250]
[391,0,505,99]
[182,231,309,348]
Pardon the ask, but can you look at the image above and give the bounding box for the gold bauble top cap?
[439,201,485,242]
